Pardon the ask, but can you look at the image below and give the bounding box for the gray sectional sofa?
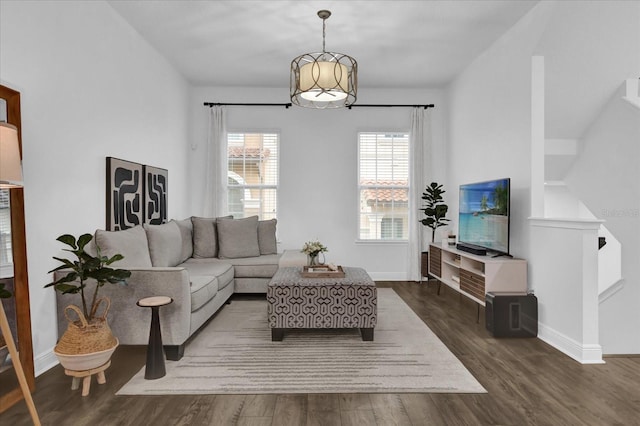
[55,215,305,360]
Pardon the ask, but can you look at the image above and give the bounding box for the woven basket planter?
[54,297,118,371]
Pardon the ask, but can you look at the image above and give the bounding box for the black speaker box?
[485,292,537,338]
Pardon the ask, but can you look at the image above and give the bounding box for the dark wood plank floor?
[2,281,639,425]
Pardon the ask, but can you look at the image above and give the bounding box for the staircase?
[541,78,639,303]
[544,137,624,302]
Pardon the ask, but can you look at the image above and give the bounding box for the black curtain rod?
[203,102,435,109]
[349,104,435,109]
[204,102,292,108]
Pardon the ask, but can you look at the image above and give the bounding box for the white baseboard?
[35,348,59,377]
[538,323,604,364]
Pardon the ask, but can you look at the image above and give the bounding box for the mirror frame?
[0,84,35,413]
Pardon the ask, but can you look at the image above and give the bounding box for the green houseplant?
[420,182,450,242]
[45,233,131,370]
[46,234,131,321]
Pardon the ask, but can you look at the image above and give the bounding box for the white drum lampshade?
[299,60,349,102]
[0,122,23,188]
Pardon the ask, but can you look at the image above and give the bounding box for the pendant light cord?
[317,10,331,54]
[322,15,326,53]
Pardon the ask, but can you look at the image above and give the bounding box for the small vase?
[308,254,319,266]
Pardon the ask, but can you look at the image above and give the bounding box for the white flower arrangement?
[301,240,328,257]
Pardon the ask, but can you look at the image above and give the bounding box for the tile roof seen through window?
[361,181,409,204]
[228,147,271,159]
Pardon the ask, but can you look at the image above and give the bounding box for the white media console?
[428,242,527,306]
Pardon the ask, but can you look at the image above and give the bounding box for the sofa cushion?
[95,225,152,267]
[144,221,183,267]
[180,259,235,292]
[258,219,277,255]
[227,254,281,278]
[191,216,232,258]
[173,218,193,262]
[234,277,272,293]
[191,217,218,258]
[216,264,235,291]
[190,276,218,312]
[217,216,260,259]
[278,249,308,268]
[180,258,233,279]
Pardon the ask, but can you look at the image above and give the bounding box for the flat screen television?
[458,178,510,256]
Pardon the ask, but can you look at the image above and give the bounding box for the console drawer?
[460,269,485,300]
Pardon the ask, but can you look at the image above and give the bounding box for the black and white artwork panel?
[106,157,144,231]
[144,165,168,225]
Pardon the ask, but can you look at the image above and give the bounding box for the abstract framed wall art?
[106,157,144,230]
[143,165,168,225]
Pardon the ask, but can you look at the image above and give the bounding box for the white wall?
[189,86,447,280]
[537,1,640,139]
[448,0,640,355]
[446,2,552,260]
[0,1,190,374]
[565,91,640,354]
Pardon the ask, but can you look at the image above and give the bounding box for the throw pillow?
[144,221,183,267]
[173,218,193,262]
[191,216,232,258]
[258,219,277,255]
[95,225,152,268]
[217,216,260,259]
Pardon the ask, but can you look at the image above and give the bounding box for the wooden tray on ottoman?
[301,265,345,278]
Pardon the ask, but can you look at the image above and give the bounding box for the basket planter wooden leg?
[66,360,111,397]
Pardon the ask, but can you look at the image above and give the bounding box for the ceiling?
[108,0,538,89]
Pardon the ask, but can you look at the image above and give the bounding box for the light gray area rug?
[117,288,486,395]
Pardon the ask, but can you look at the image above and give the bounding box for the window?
[227,132,278,220]
[0,189,13,278]
[358,132,409,240]
[381,217,404,239]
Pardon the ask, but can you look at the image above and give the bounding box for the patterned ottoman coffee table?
[267,266,377,341]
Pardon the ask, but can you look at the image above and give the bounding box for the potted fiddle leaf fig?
[45,233,131,370]
[420,182,450,242]
[46,234,131,320]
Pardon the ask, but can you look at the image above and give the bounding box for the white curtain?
[203,105,228,217]
[408,107,432,281]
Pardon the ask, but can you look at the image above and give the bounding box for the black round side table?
[137,296,173,380]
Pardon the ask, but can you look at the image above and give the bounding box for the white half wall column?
[531,56,545,217]
[529,217,604,364]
